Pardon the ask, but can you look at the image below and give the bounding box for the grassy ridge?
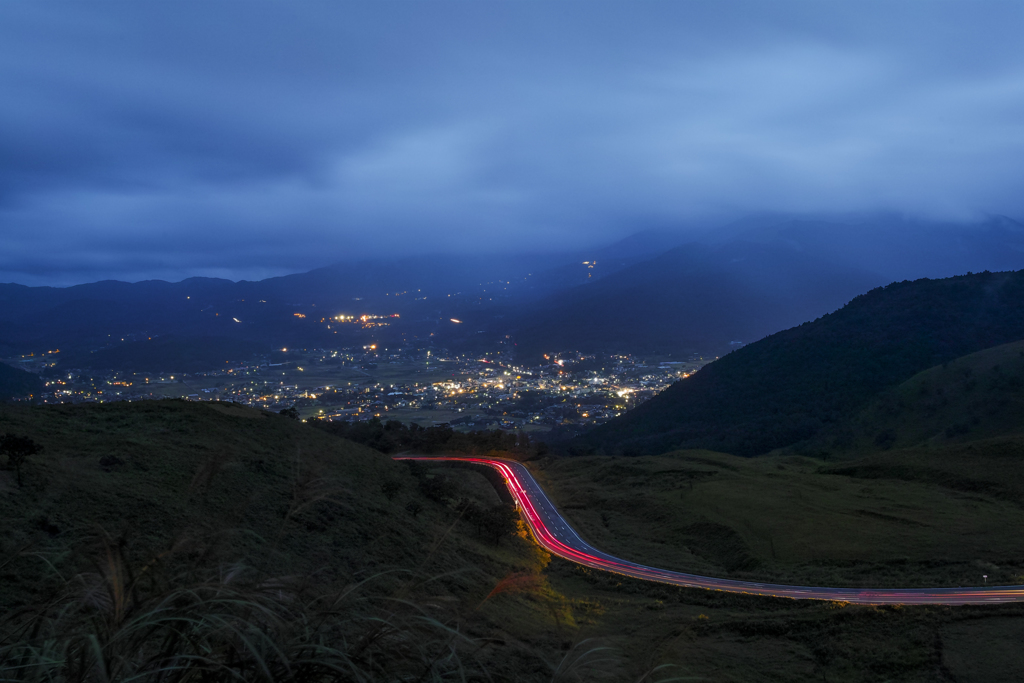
[823,436,1024,508]
[0,401,570,679]
[824,338,1024,452]
[575,270,1024,456]
[0,400,433,588]
[803,338,1024,512]
[526,440,1024,681]
[532,449,1024,589]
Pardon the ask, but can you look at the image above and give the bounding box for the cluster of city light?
[28,342,697,422]
[332,313,400,322]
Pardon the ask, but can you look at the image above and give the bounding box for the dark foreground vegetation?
[578,269,1024,456]
[311,415,547,459]
[3,538,495,682]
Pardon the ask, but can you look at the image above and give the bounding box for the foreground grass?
[3,541,491,682]
[531,449,1024,589]
[544,560,1024,683]
[0,400,692,681]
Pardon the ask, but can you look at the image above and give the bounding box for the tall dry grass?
[1,535,688,683]
[1,533,483,682]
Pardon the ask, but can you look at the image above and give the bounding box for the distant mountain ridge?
[507,239,879,359]
[4,215,1024,368]
[506,215,1024,360]
[0,238,664,358]
[574,269,1024,457]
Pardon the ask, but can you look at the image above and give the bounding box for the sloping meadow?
[0,400,617,681]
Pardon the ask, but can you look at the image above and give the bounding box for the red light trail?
[396,456,1024,605]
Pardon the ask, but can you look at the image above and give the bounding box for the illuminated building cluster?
[6,344,708,432]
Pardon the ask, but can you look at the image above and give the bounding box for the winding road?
[397,456,1024,605]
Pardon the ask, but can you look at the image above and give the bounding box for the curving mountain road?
[397,456,1024,605]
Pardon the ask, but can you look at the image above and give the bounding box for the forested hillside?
[575,270,1024,456]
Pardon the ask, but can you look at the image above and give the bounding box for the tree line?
[310,415,548,459]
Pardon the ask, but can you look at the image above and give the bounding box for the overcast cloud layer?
[2,2,1024,285]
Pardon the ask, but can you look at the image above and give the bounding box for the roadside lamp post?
[984,575,988,583]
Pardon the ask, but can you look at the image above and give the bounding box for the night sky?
[2,2,1023,286]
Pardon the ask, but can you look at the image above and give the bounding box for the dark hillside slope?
[574,270,1024,456]
[510,215,1024,360]
[825,339,1024,453]
[0,401,608,678]
[0,400,443,586]
[57,335,267,373]
[510,240,878,359]
[0,362,43,400]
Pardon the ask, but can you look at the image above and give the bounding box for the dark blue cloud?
[2,2,1024,285]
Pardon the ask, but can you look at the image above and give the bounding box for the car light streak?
[396,456,1024,605]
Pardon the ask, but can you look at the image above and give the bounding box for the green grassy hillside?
[0,400,442,585]
[534,449,1024,589]
[575,270,1024,456]
[797,338,1024,513]
[823,436,1024,506]
[825,339,1024,452]
[526,446,1024,680]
